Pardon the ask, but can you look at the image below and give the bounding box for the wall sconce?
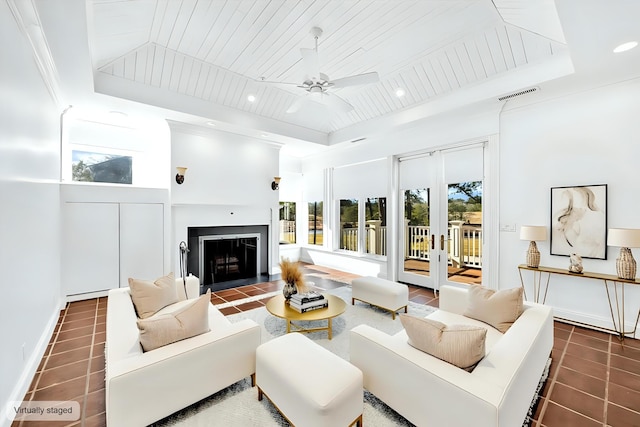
[175,167,187,184]
[271,176,281,190]
[520,225,547,268]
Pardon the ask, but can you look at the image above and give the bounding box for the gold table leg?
[518,268,551,304]
[603,280,640,342]
[286,319,334,340]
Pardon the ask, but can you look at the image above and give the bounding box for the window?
[72,150,132,184]
[339,199,359,251]
[279,202,296,244]
[62,110,170,188]
[308,201,323,246]
[365,197,387,255]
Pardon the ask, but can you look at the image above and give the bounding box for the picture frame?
[550,184,607,259]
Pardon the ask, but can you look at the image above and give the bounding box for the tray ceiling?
[88,0,571,142]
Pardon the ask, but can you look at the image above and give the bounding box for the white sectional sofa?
[106,277,261,427]
[350,285,553,427]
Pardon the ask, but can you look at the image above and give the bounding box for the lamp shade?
[607,228,640,248]
[520,225,547,241]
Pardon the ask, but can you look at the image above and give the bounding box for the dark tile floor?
[12,264,640,426]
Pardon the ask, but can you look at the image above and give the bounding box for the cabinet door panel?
[119,203,164,286]
[64,203,120,295]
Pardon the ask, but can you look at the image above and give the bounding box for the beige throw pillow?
[137,290,211,352]
[400,315,486,371]
[128,273,178,319]
[464,286,524,333]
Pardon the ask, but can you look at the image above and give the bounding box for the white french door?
[397,144,484,291]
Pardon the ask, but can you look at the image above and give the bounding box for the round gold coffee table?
[265,294,346,340]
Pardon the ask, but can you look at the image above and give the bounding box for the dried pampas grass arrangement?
[279,258,307,292]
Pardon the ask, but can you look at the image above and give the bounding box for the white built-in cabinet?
[64,202,120,295]
[119,203,164,287]
[61,186,168,298]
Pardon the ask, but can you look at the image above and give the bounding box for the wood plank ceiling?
[90,0,568,135]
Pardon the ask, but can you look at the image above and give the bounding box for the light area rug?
[153,287,549,427]
[154,286,431,426]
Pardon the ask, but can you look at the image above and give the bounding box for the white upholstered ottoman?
[351,276,409,319]
[256,333,363,427]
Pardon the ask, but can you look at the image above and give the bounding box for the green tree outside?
[72,160,93,182]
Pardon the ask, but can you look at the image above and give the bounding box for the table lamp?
[520,225,547,268]
[607,228,640,280]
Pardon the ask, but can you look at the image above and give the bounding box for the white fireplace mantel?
[172,203,277,277]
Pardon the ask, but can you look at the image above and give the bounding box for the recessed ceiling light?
[261,133,269,138]
[613,41,638,53]
[395,88,405,97]
[206,120,216,126]
[247,94,256,102]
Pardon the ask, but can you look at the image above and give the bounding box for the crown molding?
[166,119,285,149]
[7,0,63,106]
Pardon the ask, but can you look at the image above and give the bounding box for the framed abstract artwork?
[550,184,607,259]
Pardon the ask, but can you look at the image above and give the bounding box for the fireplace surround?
[187,225,269,289]
[199,233,260,284]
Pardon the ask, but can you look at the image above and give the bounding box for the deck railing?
[279,220,296,244]
[340,220,482,268]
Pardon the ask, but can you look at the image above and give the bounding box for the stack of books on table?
[289,291,328,313]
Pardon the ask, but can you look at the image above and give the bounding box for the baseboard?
[300,248,385,277]
[2,301,62,427]
[553,307,638,340]
[66,289,109,302]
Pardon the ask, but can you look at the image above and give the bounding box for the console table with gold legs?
[518,264,640,342]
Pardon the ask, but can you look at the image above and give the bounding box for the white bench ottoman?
[351,276,409,319]
[256,333,363,427]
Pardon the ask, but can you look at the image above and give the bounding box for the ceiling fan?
[266,27,379,114]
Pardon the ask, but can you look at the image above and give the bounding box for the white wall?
[169,123,281,274]
[0,1,62,421]
[301,102,502,171]
[499,78,640,334]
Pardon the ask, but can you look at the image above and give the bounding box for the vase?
[616,247,636,280]
[282,281,297,301]
[526,241,541,268]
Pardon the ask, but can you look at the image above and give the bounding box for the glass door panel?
[398,188,435,287]
[446,182,483,285]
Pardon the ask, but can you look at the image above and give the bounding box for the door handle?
[431,234,435,250]
[440,234,445,251]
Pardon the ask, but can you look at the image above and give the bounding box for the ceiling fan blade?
[300,48,320,80]
[330,71,379,88]
[320,92,354,113]
[257,79,299,86]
